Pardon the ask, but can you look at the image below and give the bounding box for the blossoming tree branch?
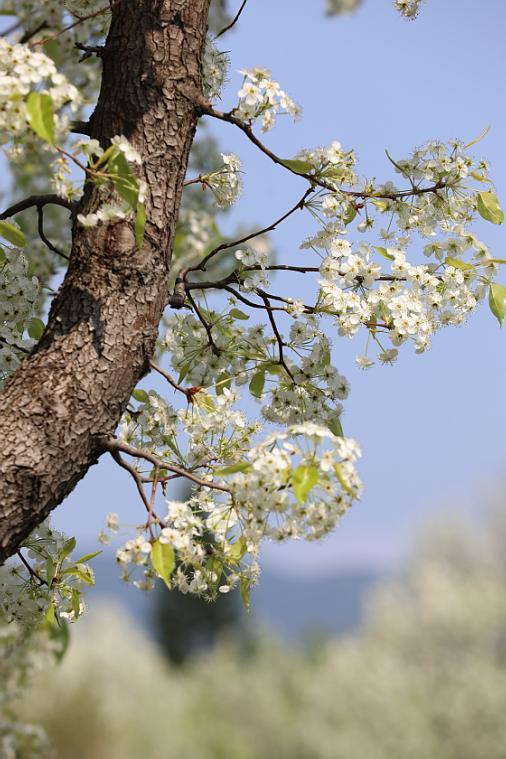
[1,0,505,626]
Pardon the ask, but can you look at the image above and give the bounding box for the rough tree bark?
[0,0,211,562]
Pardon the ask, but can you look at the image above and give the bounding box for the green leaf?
[280,157,314,175]
[28,318,45,340]
[485,258,506,265]
[71,588,81,618]
[489,283,506,327]
[215,373,231,395]
[177,362,191,384]
[229,308,250,320]
[26,92,55,146]
[135,202,146,250]
[371,199,390,213]
[95,144,117,168]
[464,124,490,149]
[215,461,251,476]
[343,204,357,225]
[375,246,394,261]
[59,536,76,563]
[197,393,215,413]
[477,191,504,225]
[111,176,139,209]
[108,152,139,208]
[249,370,265,398]
[326,413,343,437]
[265,363,283,375]
[0,221,26,248]
[444,257,475,271]
[334,463,355,497]
[292,464,319,504]
[73,550,102,563]
[50,618,70,660]
[322,348,331,366]
[385,148,411,181]
[228,535,247,562]
[63,564,95,585]
[46,557,56,587]
[151,540,175,588]
[470,171,491,183]
[240,576,251,612]
[45,604,56,625]
[132,388,150,403]
[43,39,62,64]
[206,556,223,578]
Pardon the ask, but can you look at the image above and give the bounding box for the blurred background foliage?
[16,493,506,759]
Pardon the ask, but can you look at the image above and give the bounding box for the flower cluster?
[205,153,243,208]
[303,138,500,361]
[230,423,361,541]
[0,248,39,384]
[116,386,361,600]
[235,67,301,132]
[0,37,80,146]
[202,36,230,101]
[394,0,425,18]
[75,135,146,231]
[0,620,58,758]
[0,521,97,626]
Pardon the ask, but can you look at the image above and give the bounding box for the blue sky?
[51,0,506,576]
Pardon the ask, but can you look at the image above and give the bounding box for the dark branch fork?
[105,438,231,494]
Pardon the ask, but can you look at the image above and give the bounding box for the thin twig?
[185,187,313,276]
[149,361,202,404]
[222,285,287,312]
[37,206,69,261]
[110,450,166,529]
[201,103,449,200]
[0,195,74,221]
[187,291,220,355]
[29,5,110,48]
[147,468,160,539]
[16,550,47,586]
[256,288,315,313]
[20,21,47,44]
[105,438,231,493]
[215,0,249,39]
[0,335,30,354]
[258,292,295,381]
[183,174,212,188]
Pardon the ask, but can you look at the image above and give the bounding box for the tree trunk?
[0,0,211,562]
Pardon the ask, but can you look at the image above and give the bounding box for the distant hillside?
[87,552,383,644]
[252,568,382,641]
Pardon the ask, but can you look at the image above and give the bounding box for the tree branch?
[0,195,75,221]
[29,5,111,48]
[215,0,249,38]
[110,450,166,530]
[185,187,313,276]
[259,292,295,381]
[37,206,69,261]
[105,438,231,493]
[202,103,449,201]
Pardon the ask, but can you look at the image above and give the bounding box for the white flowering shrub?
[14,502,506,759]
